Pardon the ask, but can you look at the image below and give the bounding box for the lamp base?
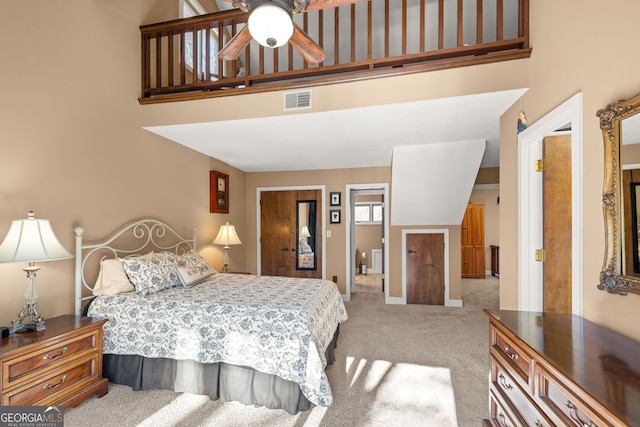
[10,302,46,333]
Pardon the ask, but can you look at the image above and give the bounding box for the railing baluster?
[457,0,463,47]
[419,0,425,52]
[402,0,407,55]
[351,4,356,62]
[334,7,339,64]
[497,0,504,41]
[477,0,483,44]
[384,0,389,58]
[367,0,372,61]
[319,9,324,65]
[179,31,185,85]
[168,31,174,86]
[155,32,162,89]
[303,13,309,68]
[142,33,150,92]
[438,0,444,50]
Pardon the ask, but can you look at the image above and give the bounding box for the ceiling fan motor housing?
[247,0,295,48]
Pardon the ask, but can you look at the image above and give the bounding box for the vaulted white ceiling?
[144,88,526,172]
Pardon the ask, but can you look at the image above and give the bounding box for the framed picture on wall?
[210,170,229,214]
[330,209,341,224]
[330,192,341,206]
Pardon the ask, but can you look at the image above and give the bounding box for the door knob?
[282,247,290,251]
[408,249,417,255]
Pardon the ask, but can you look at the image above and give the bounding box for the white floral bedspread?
[87,273,348,406]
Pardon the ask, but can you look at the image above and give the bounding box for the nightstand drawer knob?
[43,346,67,360]
[43,375,67,390]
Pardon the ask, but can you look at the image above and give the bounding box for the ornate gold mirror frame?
[597,92,640,295]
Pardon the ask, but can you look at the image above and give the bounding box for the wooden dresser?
[0,315,108,407]
[484,309,639,427]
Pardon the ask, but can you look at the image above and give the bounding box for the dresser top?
[0,315,106,357]
[485,309,640,426]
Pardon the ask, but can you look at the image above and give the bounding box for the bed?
[74,219,348,414]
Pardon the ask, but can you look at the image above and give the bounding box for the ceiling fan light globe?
[248,1,294,49]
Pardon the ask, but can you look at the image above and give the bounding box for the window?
[355,202,383,224]
[182,0,219,79]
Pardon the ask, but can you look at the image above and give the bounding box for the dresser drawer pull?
[566,400,596,427]
[43,375,67,390]
[535,421,543,427]
[43,346,68,360]
[503,343,519,359]
[498,373,513,390]
[498,411,512,427]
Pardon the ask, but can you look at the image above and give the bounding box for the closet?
[260,189,322,279]
[461,202,485,278]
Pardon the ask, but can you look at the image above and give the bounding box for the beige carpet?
[64,277,498,427]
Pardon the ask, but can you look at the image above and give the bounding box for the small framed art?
[210,170,229,214]
[330,192,341,206]
[330,209,341,224]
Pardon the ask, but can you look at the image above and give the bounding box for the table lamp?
[213,222,242,273]
[0,211,72,332]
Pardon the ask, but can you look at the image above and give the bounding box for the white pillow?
[92,258,134,296]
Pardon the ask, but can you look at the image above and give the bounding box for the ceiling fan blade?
[289,23,326,65]
[304,0,369,12]
[219,26,252,61]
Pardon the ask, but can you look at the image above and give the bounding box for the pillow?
[121,254,180,296]
[92,258,134,296]
[169,250,216,287]
[300,239,313,254]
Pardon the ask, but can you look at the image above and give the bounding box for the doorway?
[517,93,583,315]
[345,183,389,302]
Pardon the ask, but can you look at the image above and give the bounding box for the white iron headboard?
[74,219,196,314]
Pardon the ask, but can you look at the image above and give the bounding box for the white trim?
[346,183,390,303]
[256,186,326,279]
[517,92,583,315]
[623,163,640,170]
[401,229,457,306]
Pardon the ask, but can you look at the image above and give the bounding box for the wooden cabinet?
[484,309,640,426]
[0,315,108,407]
[461,202,485,278]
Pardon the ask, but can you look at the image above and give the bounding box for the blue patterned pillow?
[121,255,180,296]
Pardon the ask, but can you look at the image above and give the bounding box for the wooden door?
[543,134,572,313]
[260,190,322,278]
[461,203,485,278]
[261,191,295,277]
[407,233,445,305]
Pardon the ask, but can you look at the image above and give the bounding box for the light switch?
[327,230,332,238]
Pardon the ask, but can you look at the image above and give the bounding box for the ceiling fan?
[219,0,368,65]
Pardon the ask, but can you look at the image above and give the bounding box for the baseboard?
[446,299,464,307]
[385,296,405,305]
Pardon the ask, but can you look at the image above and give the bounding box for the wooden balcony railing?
[140,0,530,103]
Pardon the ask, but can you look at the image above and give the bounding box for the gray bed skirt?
[102,325,339,415]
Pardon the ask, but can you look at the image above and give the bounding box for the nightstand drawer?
[3,330,98,390]
[1,354,98,406]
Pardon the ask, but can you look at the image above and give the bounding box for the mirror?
[296,200,317,270]
[598,92,640,295]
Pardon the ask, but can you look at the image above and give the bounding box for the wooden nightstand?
[0,315,108,407]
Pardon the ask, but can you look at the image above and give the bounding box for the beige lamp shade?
[213,222,242,248]
[0,211,72,263]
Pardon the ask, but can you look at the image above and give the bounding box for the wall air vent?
[284,90,312,111]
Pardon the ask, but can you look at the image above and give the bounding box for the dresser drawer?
[490,389,523,427]
[490,324,533,389]
[535,364,607,427]
[491,357,553,427]
[1,354,98,406]
[2,330,98,390]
